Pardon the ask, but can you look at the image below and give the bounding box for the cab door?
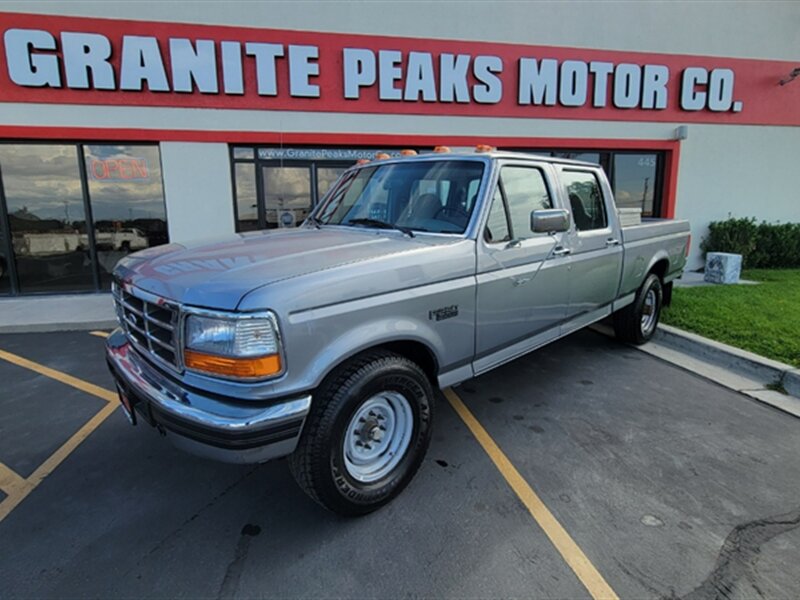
[556,167,623,332]
[474,162,571,373]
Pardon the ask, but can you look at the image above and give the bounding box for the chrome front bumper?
[105,329,311,464]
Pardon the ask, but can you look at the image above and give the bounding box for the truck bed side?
[618,218,690,298]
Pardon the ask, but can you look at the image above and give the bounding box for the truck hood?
[114,227,449,310]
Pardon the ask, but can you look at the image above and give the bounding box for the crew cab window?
[562,170,608,231]
[484,166,552,243]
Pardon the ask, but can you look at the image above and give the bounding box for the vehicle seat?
[569,192,593,231]
[399,193,442,223]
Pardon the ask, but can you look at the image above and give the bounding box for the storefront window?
[0,144,94,293]
[613,153,658,216]
[83,145,168,289]
[262,166,312,229]
[230,147,402,233]
[317,166,347,200]
[0,142,168,295]
[234,163,259,232]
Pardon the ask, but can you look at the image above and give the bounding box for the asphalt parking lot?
[0,329,798,599]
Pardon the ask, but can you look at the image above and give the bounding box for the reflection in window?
[484,187,510,244]
[234,163,259,232]
[501,166,552,239]
[262,166,312,228]
[613,154,657,216]
[0,144,95,293]
[84,145,168,289]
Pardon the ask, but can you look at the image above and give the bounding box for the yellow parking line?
[0,348,116,403]
[0,463,33,497]
[89,331,110,338]
[0,347,120,523]
[444,387,619,600]
[0,402,118,523]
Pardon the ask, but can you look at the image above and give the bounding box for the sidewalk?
[0,294,116,333]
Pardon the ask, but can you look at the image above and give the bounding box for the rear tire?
[288,351,434,516]
[613,273,663,345]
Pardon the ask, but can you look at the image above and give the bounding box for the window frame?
[561,168,610,234]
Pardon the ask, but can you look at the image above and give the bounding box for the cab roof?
[349,149,601,170]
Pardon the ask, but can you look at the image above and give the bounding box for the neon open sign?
[90,157,149,181]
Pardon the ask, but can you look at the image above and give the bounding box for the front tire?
[288,351,434,516]
[613,273,663,345]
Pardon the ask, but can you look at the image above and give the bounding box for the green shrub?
[702,217,800,268]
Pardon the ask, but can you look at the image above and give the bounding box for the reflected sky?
[0,145,84,221]
[84,145,167,221]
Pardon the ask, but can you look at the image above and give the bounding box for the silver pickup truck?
[106,150,689,515]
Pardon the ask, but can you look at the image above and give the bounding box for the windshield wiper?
[346,218,415,238]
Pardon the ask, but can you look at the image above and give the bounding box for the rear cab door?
[555,165,624,332]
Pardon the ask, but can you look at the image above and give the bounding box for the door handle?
[552,246,571,256]
[606,238,620,246]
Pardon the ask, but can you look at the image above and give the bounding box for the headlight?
[183,313,283,379]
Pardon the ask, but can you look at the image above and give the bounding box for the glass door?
[261,164,313,229]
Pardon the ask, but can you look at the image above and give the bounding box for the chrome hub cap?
[343,392,414,483]
[641,289,658,334]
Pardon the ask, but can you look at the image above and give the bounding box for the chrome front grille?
[112,282,181,371]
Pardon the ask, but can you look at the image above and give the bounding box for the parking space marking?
[89,331,110,338]
[0,347,119,523]
[444,387,619,600]
[0,348,116,403]
[0,463,32,497]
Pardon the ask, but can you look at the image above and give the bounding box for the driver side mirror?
[531,208,571,234]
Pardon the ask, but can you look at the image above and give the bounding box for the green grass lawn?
[661,269,800,367]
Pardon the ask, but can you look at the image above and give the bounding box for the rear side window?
[562,170,607,231]
[484,166,552,243]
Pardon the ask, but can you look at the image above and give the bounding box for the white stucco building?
[0,1,797,295]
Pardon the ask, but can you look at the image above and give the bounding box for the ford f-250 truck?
[106,150,689,515]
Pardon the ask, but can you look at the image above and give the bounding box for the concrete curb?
[654,324,800,398]
[591,322,800,418]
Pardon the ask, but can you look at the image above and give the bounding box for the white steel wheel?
[343,391,414,483]
[640,288,658,336]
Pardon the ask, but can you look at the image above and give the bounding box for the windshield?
[315,160,485,234]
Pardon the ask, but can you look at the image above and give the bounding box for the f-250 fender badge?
[429,305,458,321]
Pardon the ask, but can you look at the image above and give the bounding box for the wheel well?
[380,340,439,383]
[649,258,669,282]
[649,258,672,305]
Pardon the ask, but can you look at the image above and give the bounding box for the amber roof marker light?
[433,146,452,153]
[475,144,496,153]
[355,158,370,165]
[400,149,418,156]
[374,152,391,160]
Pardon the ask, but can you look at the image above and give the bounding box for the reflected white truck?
[106,151,689,515]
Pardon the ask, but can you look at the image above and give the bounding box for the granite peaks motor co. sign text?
[0,12,797,126]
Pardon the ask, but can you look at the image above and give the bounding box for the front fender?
[300,316,447,390]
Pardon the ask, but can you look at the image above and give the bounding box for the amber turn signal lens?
[184,350,282,378]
